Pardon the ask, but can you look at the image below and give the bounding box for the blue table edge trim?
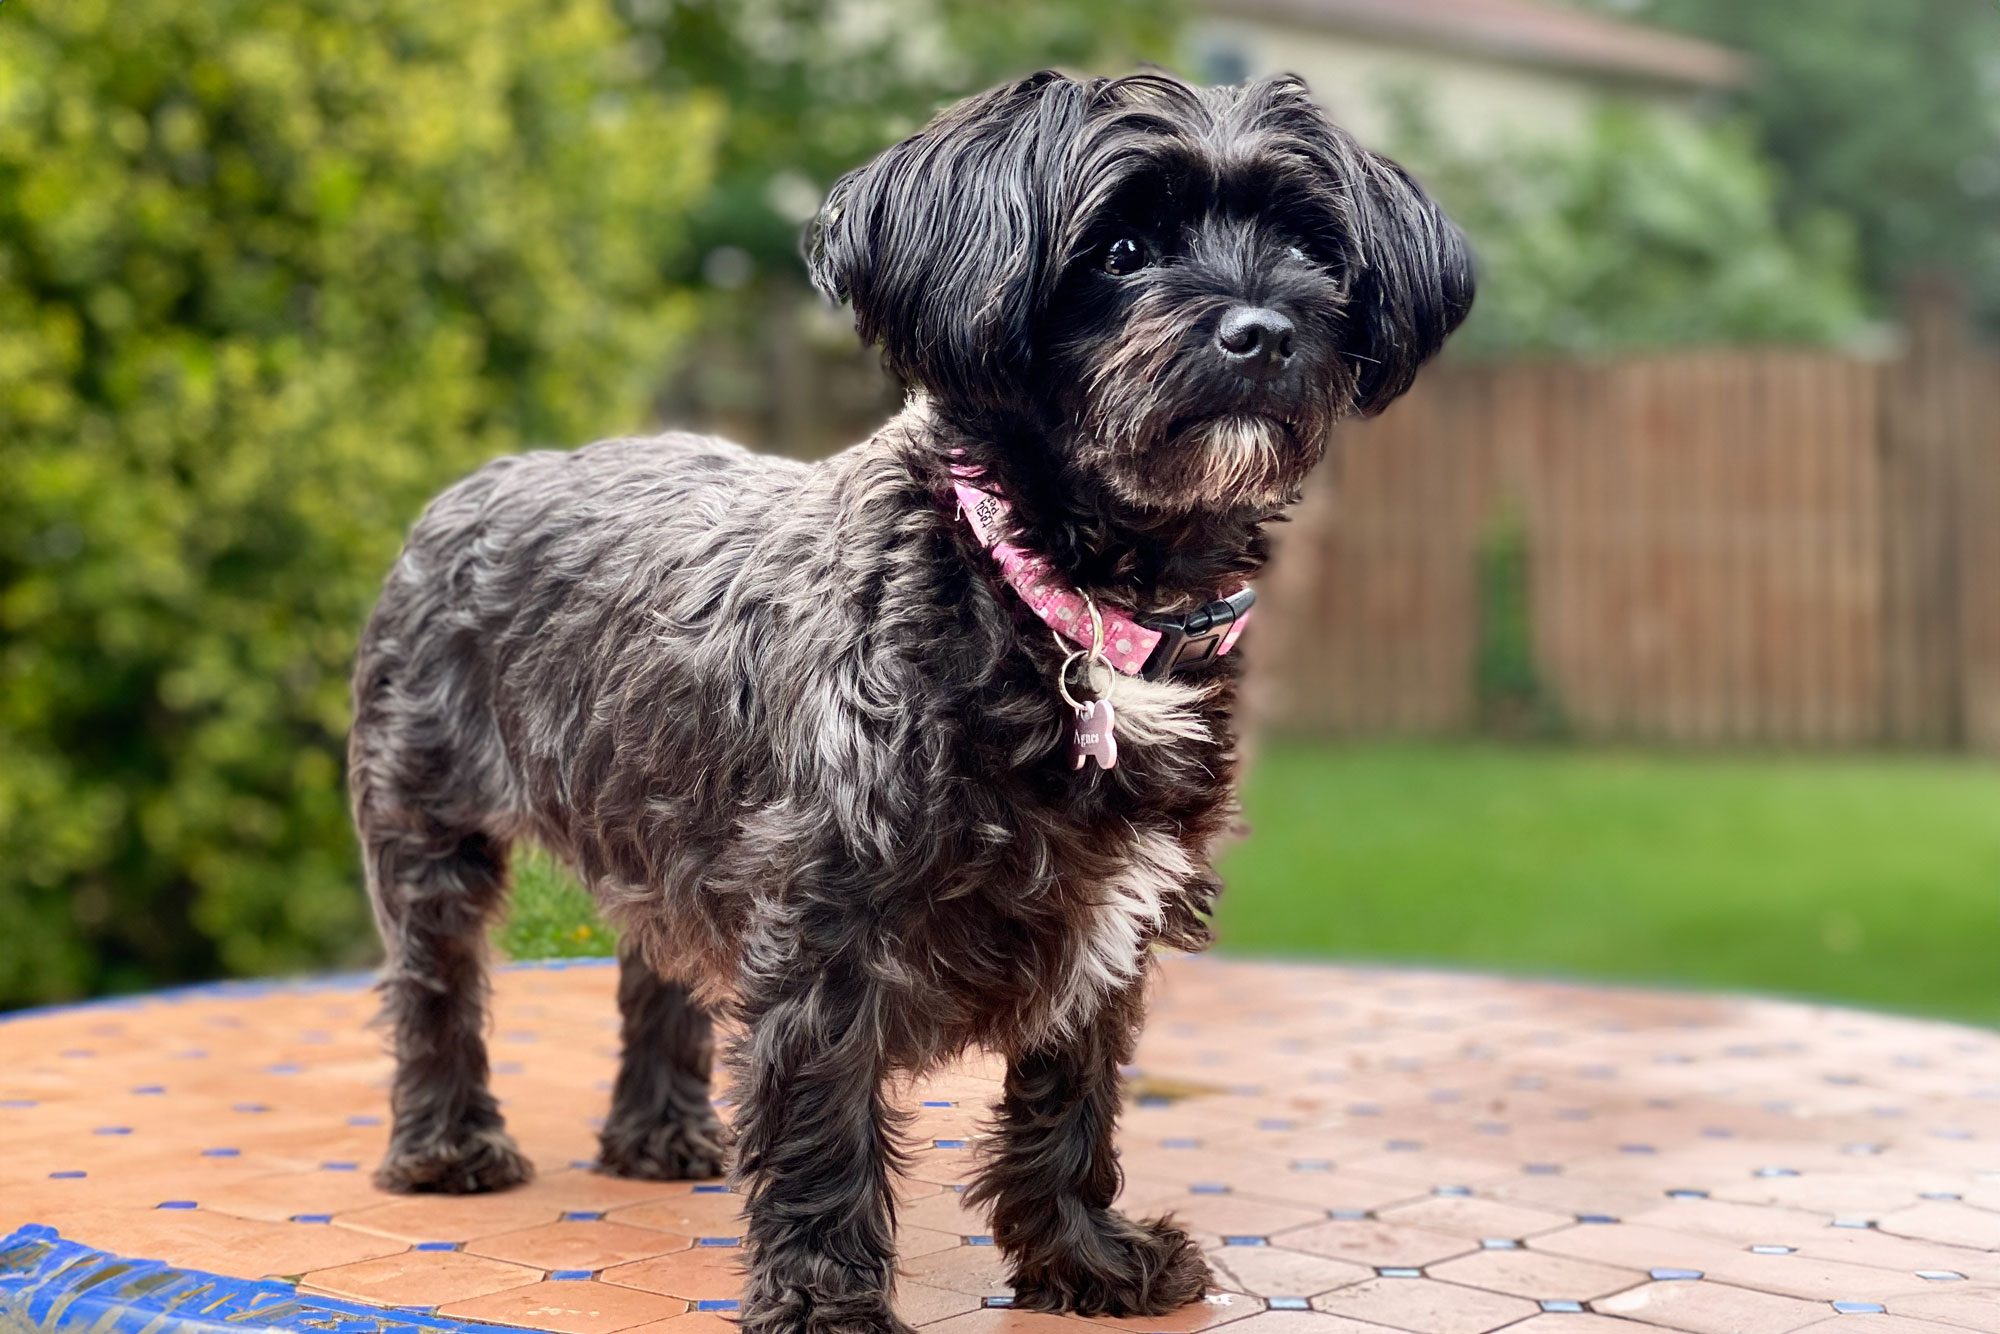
[0,1224,526,1333]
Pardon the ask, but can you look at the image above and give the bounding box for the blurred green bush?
[0,0,718,1003]
[1395,104,1868,356]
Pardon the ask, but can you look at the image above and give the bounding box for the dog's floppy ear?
[808,71,1087,407]
[1339,151,1476,416]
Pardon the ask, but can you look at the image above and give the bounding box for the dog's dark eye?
[1101,237,1151,276]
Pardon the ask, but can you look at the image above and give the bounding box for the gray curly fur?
[350,68,1470,1334]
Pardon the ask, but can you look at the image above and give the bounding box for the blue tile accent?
[1918,1192,1962,1202]
[1190,1183,1230,1195]
[1540,1300,1584,1313]
[0,1225,539,1333]
[1577,1213,1618,1225]
[1916,1271,1965,1282]
[961,1236,993,1247]
[1650,1268,1703,1281]
[1831,1217,1874,1230]
[697,1238,742,1248]
[1375,1267,1421,1279]
[1432,1185,1471,1197]
[1480,1238,1518,1250]
[201,1148,239,1158]
[920,1101,953,1108]
[1329,1209,1369,1221]
[932,1139,967,1150]
[1267,1297,1310,1311]
[1256,1119,1294,1131]
[156,1202,197,1211]
[1524,1163,1561,1176]
[232,1103,269,1114]
[1750,1245,1795,1255]
[414,1242,460,1253]
[93,1128,132,1136]
[291,1215,333,1225]
[48,1172,86,1180]
[1753,1167,1798,1178]
[322,1162,359,1172]
[266,1064,302,1075]
[981,1297,1013,1309]
[0,1100,37,1108]
[348,1115,382,1127]
[131,1086,165,1096]
[696,1300,741,1312]
[1832,1302,1885,1315]
[693,1184,731,1195]
[1290,1159,1333,1172]
[1385,1140,1422,1153]
[1221,1237,1267,1247]
[1161,1137,1200,1150]
[1666,1189,1709,1200]
[561,1211,604,1222]
[549,1270,593,1281]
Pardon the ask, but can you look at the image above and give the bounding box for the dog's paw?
[374,1124,534,1195]
[598,1113,731,1181]
[1010,1213,1211,1317]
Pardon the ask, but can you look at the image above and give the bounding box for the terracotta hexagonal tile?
[1595,1278,1832,1334]
[1427,1248,1642,1303]
[442,1278,690,1333]
[1076,1289,1262,1332]
[303,1249,543,1306]
[1202,1311,1399,1334]
[336,1190,568,1243]
[1205,1244,1372,1299]
[919,1309,1095,1334]
[1374,1195,1573,1242]
[1280,1217,1477,1269]
[466,1219,695,1271]
[896,1281,987,1326]
[619,1314,742,1334]
[609,1190,749,1236]
[1313,1276,1536,1333]
[601,1244,749,1301]
[900,1242,1019,1299]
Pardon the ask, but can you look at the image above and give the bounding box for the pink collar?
[949,466,1253,679]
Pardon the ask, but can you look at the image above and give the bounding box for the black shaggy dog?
[349,70,1471,1334]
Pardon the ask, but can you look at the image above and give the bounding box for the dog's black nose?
[1215,306,1295,379]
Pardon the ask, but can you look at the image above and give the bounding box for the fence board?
[1266,345,1993,751]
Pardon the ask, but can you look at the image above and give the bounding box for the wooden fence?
[1258,339,2000,750]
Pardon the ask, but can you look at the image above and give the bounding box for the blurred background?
[4,0,1998,1023]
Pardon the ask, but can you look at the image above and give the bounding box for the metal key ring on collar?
[1055,648,1114,710]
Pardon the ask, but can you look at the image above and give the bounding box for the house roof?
[1216,0,1751,90]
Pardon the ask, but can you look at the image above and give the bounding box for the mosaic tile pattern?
[4,958,1998,1333]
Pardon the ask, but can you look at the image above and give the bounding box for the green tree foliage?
[1396,105,1868,355]
[1596,0,2000,325]
[0,0,719,1003]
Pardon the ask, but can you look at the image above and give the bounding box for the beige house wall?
[1191,14,1709,152]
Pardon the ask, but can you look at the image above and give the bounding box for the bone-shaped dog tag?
[1070,698,1119,771]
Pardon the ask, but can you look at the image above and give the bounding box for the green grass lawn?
[501,742,2000,1027]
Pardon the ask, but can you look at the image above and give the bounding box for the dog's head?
[810,70,1473,514]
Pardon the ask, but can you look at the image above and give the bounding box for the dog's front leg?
[731,963,910,1334]
[969,982,1211,1316]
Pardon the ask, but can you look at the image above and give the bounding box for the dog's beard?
[1069,290,1344,514]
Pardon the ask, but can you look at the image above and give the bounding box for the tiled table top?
[3,957,1997,1333]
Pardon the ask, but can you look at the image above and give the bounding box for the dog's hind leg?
[968,982,1210,1316]
[364,820,532,1194]
[599,944,729,1180]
